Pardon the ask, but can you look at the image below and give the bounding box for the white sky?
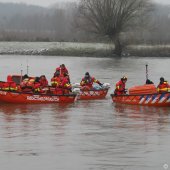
[0,0,77,7]
[153,0,170,4]
[0,0,169,7]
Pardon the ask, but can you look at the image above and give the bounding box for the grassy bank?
[43,44,170,57]
[0,42,169,57]
[127,45,170,57]
[42,47,114,57]
[0,42,114,57]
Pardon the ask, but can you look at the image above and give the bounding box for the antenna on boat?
[20,63,23,83]
[145,64,148,81]
[26,57,29,75]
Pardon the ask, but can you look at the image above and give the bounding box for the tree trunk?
[114,36,122,56]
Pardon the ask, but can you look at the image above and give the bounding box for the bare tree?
[78,0,151,56]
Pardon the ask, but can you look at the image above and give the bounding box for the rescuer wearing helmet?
[157,77,170,93]
[51,71,62,87]
[50,71,64,94]
[114,76,128,95]
[61,73,72,94]
[56,64,69,77]
[80,72,103,90]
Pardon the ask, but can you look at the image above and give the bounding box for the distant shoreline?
[0,42,169,57]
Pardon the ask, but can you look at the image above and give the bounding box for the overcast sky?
[0,0,77,7]
[0,0,169,7]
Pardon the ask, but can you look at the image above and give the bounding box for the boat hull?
[111,93,170,107]
[78,89,108,100]
[0,90,77,104]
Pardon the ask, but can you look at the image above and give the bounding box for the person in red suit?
[157,77,170,93]
[80,72,102,90]
[51,71,62,87]
[33,77,41,93]
[114,76,127,95]
[61,73,72,94]
[39,75,48,88]
[2,75,18,91]
[51,71,64,95]
[56,64,69,77]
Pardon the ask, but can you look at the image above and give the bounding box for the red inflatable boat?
[72,83,110,100]
[0,90,77,104]
[111,84,170,107]
[78,89,109,100]
[0,75,77,104]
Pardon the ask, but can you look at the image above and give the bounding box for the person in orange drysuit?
[114,76,127,95]
[61,73,72,94]
[51,71,63,94]
[56,64,69,77]
[56,64,71,83]
[80,72,103,90]
[39,75,48,88]
[20,74,34,92]
[51,71,62,87]
[157,77,170,93]
[2,75,18,91]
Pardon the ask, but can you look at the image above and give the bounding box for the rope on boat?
[81,89,108,96]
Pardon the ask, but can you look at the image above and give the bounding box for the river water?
[0,55,170,170]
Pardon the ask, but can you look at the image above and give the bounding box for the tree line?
[0,1,170,55]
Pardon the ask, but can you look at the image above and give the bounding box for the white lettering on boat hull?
[27,95,59,102]
[0,91,7,95]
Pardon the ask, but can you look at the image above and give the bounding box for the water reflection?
[0,103,74,158]
[113,103,170,131]
[0,103,73,137]
[0,55,170,170]
[0,103,74,115]
[114,103,170,117]
[0,103,41,115]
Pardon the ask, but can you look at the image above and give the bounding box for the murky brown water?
[0,55,170,170]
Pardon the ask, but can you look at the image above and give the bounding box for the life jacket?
[20,78,29,88]
[27,78,35,88]
[34,82,41,93]
[2,75,17,91]
[54,79,63,95]
[51,76,62,87]
[62,77,72,89]
[20,78,35,92]
[114,80,126,95]
[57,77,71,94]
[157,81,170,92]
[2,82,18,91]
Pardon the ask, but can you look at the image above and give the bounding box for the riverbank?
[127,45,170,57]
[0,41,169,57]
